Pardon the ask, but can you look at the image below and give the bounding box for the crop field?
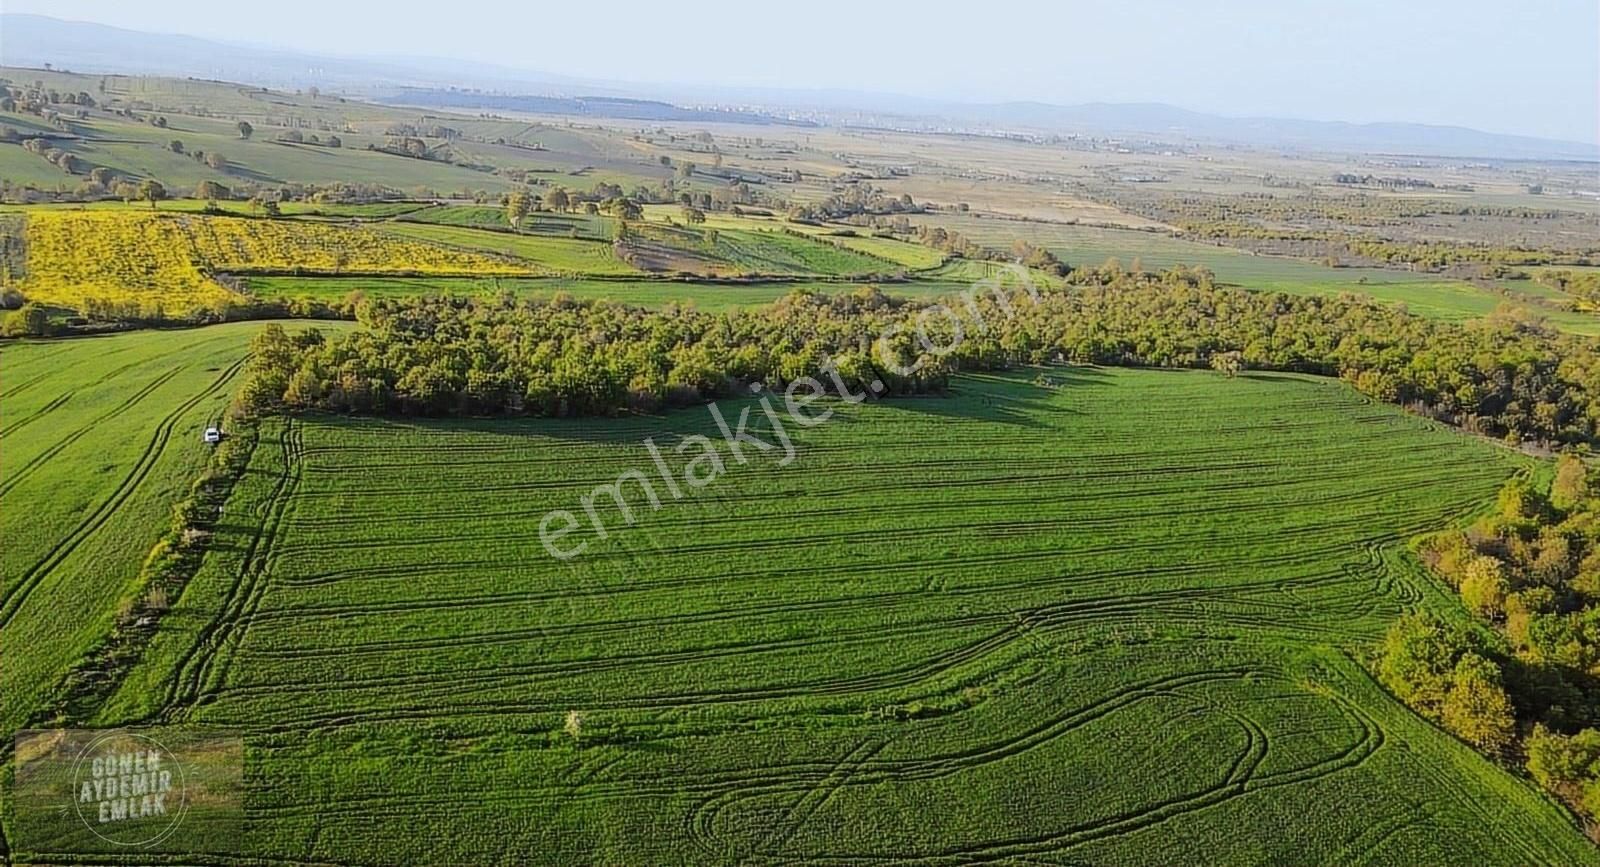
[64,367,1592,864]
[0,321,349,742]
[396,204,613,239]
[615,221,897,278]
[374,221,642,276]
[713,228,900,275]
[6,211,539,312]
[638,205,948,270]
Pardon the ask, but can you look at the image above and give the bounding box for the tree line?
[1384,454,1600,833]
[236,264,1600,449]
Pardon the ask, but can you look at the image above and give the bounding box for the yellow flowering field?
[10,212,540,314]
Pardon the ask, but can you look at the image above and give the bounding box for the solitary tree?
[138,178,166,210]
[236,120,253,140]
[1210,351,1243,378]
[545,188,569,213]
[197,179,231,202]
[168,139,184,153]
[506,190,532,230]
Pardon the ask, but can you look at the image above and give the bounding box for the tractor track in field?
[116,368,1545,863]
[245,665,1383,864]
[234,542,1351,631]
[247,668,1262,821]
[0,356,248,628]
[276,444,1486,533]
[196,566,1389,727]
[0,389,73,438]
[257,473,1471,564]
[0,368,181,500]
[0,333,245,499]
[683,670,1384,866]
[166,419,302,714]
[232,545,1384,665]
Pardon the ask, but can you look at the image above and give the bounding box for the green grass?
[1263,277,1600,335]
[824,231,948,269]
[373,222,642,275]
[0,321,347,742]
[74,366,1594,864]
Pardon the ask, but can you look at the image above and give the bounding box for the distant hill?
[375,90,811,126]
[0,14,598,93]
[4,13,1593,160]
[935,101,1598,161]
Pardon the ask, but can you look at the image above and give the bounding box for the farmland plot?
[85,367,1596,864]
[0,322,346,740]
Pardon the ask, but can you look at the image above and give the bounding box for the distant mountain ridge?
[2,13,1593,160]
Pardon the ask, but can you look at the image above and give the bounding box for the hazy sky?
[7,0,1598,142]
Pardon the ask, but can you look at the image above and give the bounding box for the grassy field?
[639,205,948,270]
[397,204,613,240]
[0,322,347,743]
[923,215,1600,334]
[374,221,642,276]
[56,366,1591,864]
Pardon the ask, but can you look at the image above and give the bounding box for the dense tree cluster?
[1377,613,1516,752]
[237,266,1600,447]
[1129,192,1599,276]
[1396,454,1600,824]
[787,183,922,222]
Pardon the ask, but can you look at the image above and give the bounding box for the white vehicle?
[203,426,222,444]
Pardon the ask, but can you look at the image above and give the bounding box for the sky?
[5,0,1598,142]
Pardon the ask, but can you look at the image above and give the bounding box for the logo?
[11,727,241,855]
[71,730,188,847]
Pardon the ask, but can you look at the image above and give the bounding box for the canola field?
[3,212,538,313]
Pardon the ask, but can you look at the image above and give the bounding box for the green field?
[0,322,345,740]
[639,205,949,270]
[397,204,613,239]
[53,366,1590,864]
[714,227,901,276]
[372,221,643,276]
[925,216,1600,334]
